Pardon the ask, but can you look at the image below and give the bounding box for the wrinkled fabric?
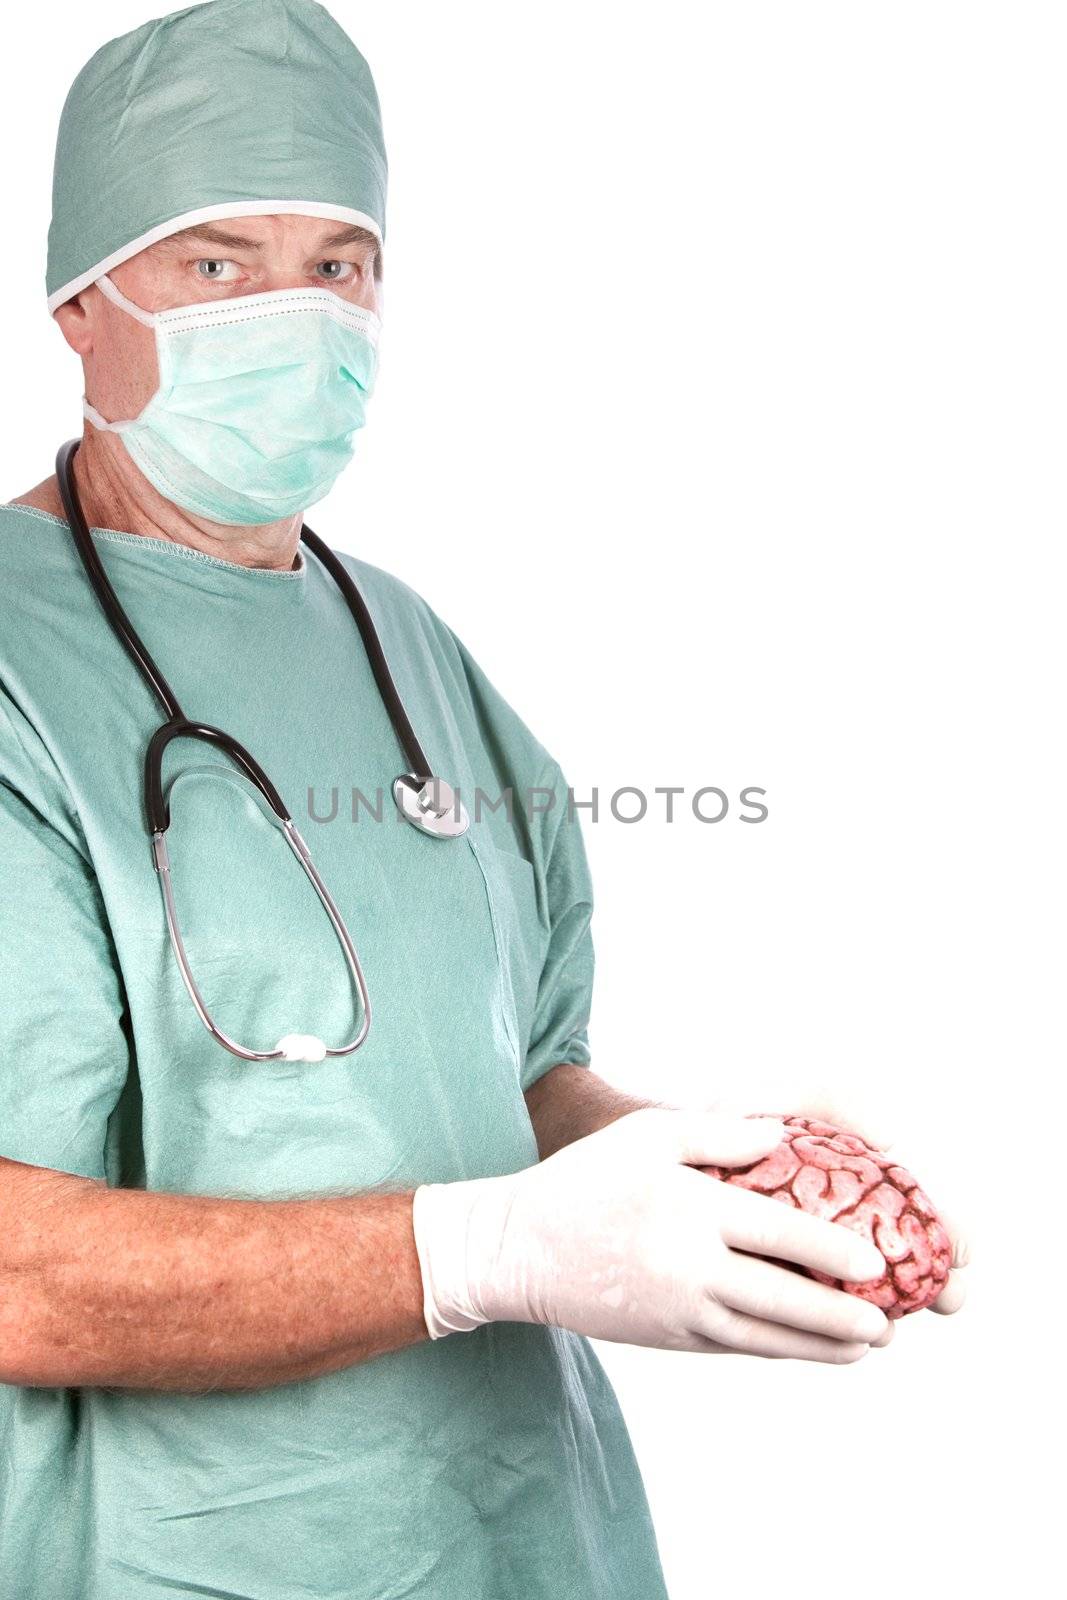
[84,275,381,523]
[47,0,387,311]
[0,503,668,1600]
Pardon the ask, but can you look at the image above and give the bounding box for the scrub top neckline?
[2,501,309,580]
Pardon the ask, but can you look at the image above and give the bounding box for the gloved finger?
[715,1183,886,1284]
[667,1109,787,1169]
[929,1266,967,1315]
[931,1201,971,1269]
[715,1249,889,1345]
[869,1316,896,1348]
[699,1094,748,1119]
[695,1302,872,1364]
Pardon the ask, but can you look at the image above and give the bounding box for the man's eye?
[316,261,354,281]
[195,259,233,280]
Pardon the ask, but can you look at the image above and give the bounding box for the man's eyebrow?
[319,224,381,250]
[162,222,380,252]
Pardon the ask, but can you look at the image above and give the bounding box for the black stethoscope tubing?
[56,437,433,835]
[53,438,471,1061]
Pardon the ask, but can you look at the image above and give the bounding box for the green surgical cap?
[46,0,386,314]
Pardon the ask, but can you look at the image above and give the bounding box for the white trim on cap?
[47,201,384,315]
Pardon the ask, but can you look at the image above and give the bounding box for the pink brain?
[700,1114,952,1318]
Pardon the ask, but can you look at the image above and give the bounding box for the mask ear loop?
[83,274,160,432]
[83,399,131,433]
[94,271,159,326]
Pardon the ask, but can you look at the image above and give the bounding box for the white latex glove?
[411,1107,891,1361]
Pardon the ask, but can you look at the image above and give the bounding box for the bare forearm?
[524,1064,667,1160]
[0,1158,426,1393]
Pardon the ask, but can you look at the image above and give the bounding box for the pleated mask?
[83,274,380,526]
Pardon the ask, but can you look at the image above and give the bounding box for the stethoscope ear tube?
[56,440,185,722]
[299,525,432,785]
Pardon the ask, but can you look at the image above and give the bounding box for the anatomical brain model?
[701,1115,952,1318]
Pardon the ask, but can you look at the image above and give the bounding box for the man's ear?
[53,291,95,357]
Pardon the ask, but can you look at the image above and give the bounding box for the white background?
[3,4,1062,1596]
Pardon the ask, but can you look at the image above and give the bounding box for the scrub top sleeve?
[521,764,595,1093]
[0,694,130,1182]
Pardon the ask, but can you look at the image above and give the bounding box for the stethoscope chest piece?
[393,773,470,839]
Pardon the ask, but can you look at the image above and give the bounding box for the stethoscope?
[56,438,469,1065]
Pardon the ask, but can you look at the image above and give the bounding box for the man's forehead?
[155,219,380,253]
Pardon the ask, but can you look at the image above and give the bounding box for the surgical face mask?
[83,274,380,526]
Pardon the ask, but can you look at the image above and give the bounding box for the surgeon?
[0,3,968,1597]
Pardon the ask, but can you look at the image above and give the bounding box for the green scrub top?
[0,503,669,1600]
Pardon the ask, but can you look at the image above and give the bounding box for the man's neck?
[11,428,303,572]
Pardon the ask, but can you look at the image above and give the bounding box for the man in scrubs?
[0,3,968,1596]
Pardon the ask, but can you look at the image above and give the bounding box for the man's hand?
[523,1069,969,1345]
[414,1107,890,1358]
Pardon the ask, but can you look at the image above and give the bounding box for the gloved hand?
[411,1107,891,1361]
